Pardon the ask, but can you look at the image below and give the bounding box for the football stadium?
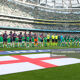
[0,0,80,80]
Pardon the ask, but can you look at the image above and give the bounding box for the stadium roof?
[12,0,80,8]
[40,0,80,8]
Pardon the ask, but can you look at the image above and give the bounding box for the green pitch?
[0,46,80,51]
[0,46,80,80]
[0,63,80,80]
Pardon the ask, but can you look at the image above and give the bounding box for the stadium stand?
[0,0,33,18]
[0,0,80,33]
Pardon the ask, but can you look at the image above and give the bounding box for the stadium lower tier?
[0,20,80,31]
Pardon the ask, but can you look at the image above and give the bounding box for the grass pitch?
[0,63,80,80]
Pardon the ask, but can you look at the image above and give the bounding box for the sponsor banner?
[0,50,51,54]
[1,48,80,55]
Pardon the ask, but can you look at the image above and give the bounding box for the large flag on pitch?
[0,53,80,75]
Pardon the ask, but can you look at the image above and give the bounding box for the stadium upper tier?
[0,0,80,32]
[0,0,80,20]
[12,0,80,8]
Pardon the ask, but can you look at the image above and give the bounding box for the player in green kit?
[43,35,47,47]
[76,39,78,47]
[70,36,73,47]
[61,37,65,46]
[38,36,41,47]
[15,36,19,48]
[74,35,78,47]
[22,35,25,47]
[79,37,80,46]
[31,35,34,47]
[66,35,70,47]
[7,35,11,48]
[77,38,79,47]
[71,36,75,47]
[64,36,68,47]
[26,35,29,47]
[0,33,3,48]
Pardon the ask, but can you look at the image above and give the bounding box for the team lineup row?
[0,31,80,48]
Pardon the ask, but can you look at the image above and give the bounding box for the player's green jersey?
[15,38,19,43]
[0,36,3,42]
[68,38,71,42]
[38,37,41,42]
[27,37,29,42]
[72,38,74,42]
[31,37,34,42]
[62,38,65,42]
[22,37,25,42]
[76,39,78,42]
[74,37,77,41]
[79,38,80,42]
[65,38,67,42]
[44,37,47,42]
[70,37,73,42]
[7,38,11,43]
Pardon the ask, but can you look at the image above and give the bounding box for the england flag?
[0,53,80,75]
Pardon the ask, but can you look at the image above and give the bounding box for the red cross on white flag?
[0,54,80,75]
